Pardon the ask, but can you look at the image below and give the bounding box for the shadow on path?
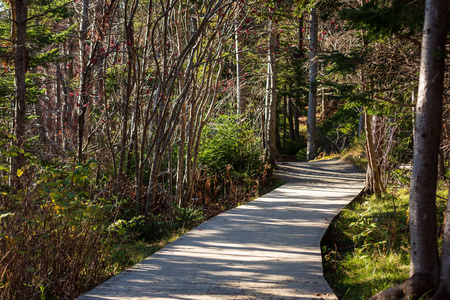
[78,159,365,300]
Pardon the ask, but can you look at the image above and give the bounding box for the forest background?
[0,0,449,299]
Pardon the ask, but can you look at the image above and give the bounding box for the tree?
[264,1,278,165]
[370,0,449,298]
[407,0,449,297]
[11,0,27,188]
[307,7,317,161]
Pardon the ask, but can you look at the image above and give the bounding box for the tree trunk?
[264,14,278,165]
[117,8,136,191]
[235,20,245,115]
[55,64,63,147]
[307,8,318,161]
[283,92,287,149]
[407,0,448,296]
[77,0,89,161]
[288,99,295,141]
[11,0,27,188]
[438,148,446,180]
[294,103,300,140]
[432,187,450,299]
[372,1,450,298]
[358,108,364,137]
[365,113,384,198]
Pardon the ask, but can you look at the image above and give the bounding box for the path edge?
[319,188,366,297]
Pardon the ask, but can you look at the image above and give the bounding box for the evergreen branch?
[373,95,416,107]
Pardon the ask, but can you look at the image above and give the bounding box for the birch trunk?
[264,17,277,165]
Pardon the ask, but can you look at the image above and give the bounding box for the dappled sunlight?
[79,161,364,300]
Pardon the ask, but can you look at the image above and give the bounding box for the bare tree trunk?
[264,15,278,165]
[365,113,384,198]
[235,20,245,115]
[307,8,318,161]
[55,64,63,147]
[358,108,364,137]
[11,0,27,188]
[283,91,287,149]
[176,103,187,207]
[438,148,446,180]
[77,0,89,161]
[406,0,448,296]
[432,188,450,299]
[56,64,68,150]
[117,1,137,191]
[372,1,450,299]
[294,103,300,140]
[288,99,295,141]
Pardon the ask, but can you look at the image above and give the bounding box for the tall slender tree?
[307,7,318,161]
[407,0,449,297]
[11,0,27,187]
[370,0,449,298]
[264,2,278,165]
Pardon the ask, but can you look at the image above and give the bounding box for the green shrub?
[318,107,359,153]
[0,159,114,299]
[199,115,263,175]
[296,148,307,161]
[282,138,307,156]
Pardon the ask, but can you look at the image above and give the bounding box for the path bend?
[79,159,365,300]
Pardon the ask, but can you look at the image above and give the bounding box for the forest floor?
[78,159,365,300]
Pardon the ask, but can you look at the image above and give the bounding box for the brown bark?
[117,0,137,191]
[438,148,446,180]
[235,20,245,115]
[293,104,300,140]
[364,113,384,198]
[307,8,318,161]
[11,0,27,188]
[288,99,295,141]
[77,0,89,161]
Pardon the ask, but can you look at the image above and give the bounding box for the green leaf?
[0,166,10,172]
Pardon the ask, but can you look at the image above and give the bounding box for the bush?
[199,115,263,175]
[282,139,307,156]
[318,107,359,153]
[296,148,307,161]
[0,160,114,299]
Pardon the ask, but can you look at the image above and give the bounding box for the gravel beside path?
[79,159,365,300]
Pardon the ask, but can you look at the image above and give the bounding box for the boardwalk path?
[79,160,365,300]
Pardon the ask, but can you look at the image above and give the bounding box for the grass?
[338,143,367,171]
[106,230,190,275]
[322,186,448,299]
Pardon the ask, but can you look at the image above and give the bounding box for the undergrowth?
[322,187,448,299]
[1,116,279,299]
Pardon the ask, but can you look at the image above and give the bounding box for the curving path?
[79,159,365,300]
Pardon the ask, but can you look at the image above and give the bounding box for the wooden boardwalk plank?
[79,160,365,300]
